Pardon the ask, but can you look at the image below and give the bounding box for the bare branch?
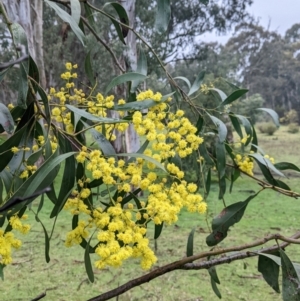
[87,231,300,301]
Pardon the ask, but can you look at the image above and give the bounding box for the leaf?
[188,71,205,96]
[205,168,211,196]
[0,103,14,134]
[84,51,95,86]
[114,153,166,172]
[195,115,204,135]
[131,46,147,93]
[209,88,227,101]
[199,142,214,166]
[17,63,28,108]
[208,267,222,299]
[66,104,126,123]
[45,0,85,46]
[174,76,191,90]
[52,133,76,217]
[28,55,40,91]
[209,115,227,143]
[105,72,147,94]
[257,108,280,127]
[222,89,248,106]
[84,3,96,30]
[0,264,4,280]
[11,23,28,52]
[84,236,95,283]
[0,67,11,83]
[274,162,300,173]
[280,249,300,300]
[155,0,171,34]
[6,152,76,213]
[210,276,222,299]
[258,253,280,293]
[186,228,195,257]
[206,193,258,246]
[114,99,161,111]
[249,153,285,178]
[103,2,129,44]
[229,113,243,139]
[35,215,51,263]
[70,0,81,24]
[235,114,252,146]
[250,125,258,153]
[154,222,164,239]
[89,128,116,157]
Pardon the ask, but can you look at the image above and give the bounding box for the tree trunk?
[2,0,46,87]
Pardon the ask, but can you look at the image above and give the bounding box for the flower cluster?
[0,215,30,265]
[235,154,254,176]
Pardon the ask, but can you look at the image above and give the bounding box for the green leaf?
[66,104,126,123]
[235,114,252,146]
[209,88,227,101]
[103,2,129,44]
[89,128,116,157]
[84,236,95,283]
[84,3,96,30]
[188,71,205,96]
[209,267,222,298]
[131,46,147,93]
[229,113,243,139]
[249,153,285,178]
[105,72,147,94]
[257,108,280,127]
[84,51,95,86]
[11,23,28,52]
[6,151,76,212]
[154,222,164,239]
[155,0,171,34]
[222,89,248,106]
[0,103,14,134]
[186,228,195,257]
[206,193,258,246]
[210,276,222,299]
[258,253,280,293]
[70,0,81,24]
[250,125,258,152]
[174,76,191,90]
[216,140,226,178]
[195,115,204,135]
[209,115,227,143]
[199,142,214,166]
[114,153,166,172]
[0,264,4,280]
[205,168,211,196]
[53,133,76,217]
[17,63,28,108]
[35,215,51,263]
[45,0,85,46]
[274,162,300,172]
[280,249,300,300]
[0,67,11,83]
[114,99,164,111]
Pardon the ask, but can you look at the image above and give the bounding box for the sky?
[202,0,300,44]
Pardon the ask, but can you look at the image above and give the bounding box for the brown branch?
[31,292,46,301]
[87,232,300,301]
[0,55,29,71]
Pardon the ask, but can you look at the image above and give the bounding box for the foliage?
[0,1,300,301]
[288,122,299,134]
[257,122,278,136]
[281,109,299,124]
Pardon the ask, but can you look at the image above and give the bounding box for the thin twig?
[31,292,46,301]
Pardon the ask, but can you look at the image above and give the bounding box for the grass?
[2,125,300,301]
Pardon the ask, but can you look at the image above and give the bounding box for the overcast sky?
[202,0,300,43]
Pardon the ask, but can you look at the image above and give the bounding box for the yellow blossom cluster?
[235,154,254,176]
[0,230,21,265]
[0,215,30,265]
[132,92,203,159]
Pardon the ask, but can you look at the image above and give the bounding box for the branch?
[87,231,300,301]
[0,55,29,71]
